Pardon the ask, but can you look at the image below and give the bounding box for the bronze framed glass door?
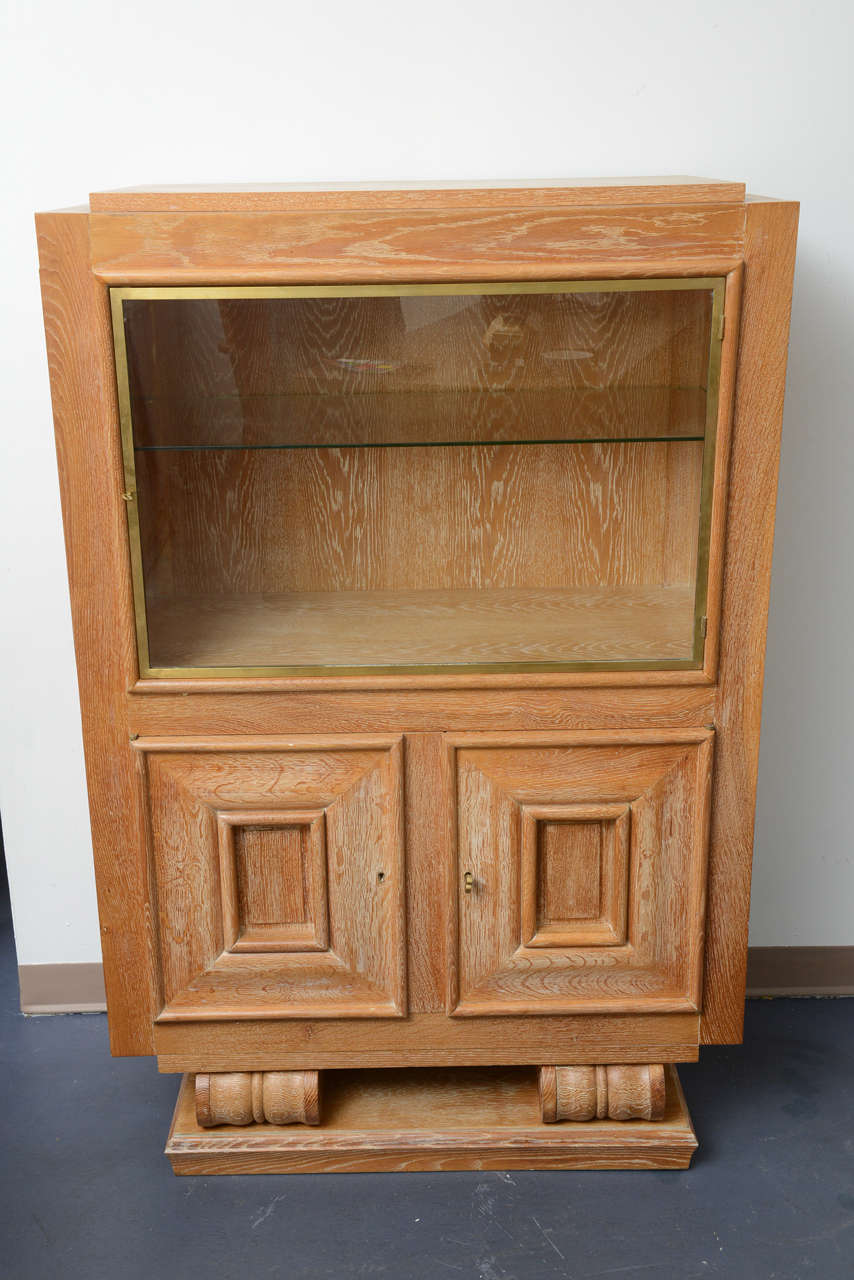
[111,279,724,677]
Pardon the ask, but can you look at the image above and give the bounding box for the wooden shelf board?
[146,585,697,670]
[166,1065,697,1173]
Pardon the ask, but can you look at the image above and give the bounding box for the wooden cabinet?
[37,178,798,1172]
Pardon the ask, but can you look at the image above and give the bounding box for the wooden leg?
[195,1071,321,1127]
[539,1065,666,1122]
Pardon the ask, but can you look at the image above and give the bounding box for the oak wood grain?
[135,438,704,661]
[403,734,451,1012]
[131,386,707,450]
[91,176,746,212]
[539,820,601,921]
[37,211,157,1055]
[700,199,799,1043]
[144,585,697,670]
[124,283,715,677]
[124,287,712,402]
[90,206,745,284]
[137,738,406,1020]
[217,809,329,953]
[449,731,713,1016]
[196,1070,320,1126]
[520,803,630,947]
[539,1064,666,1122]
[237,827,307,928]
[126,685,718,736]
[38,180,796,1130]
[166,1065,697,1173]
[154,1010,700,1071]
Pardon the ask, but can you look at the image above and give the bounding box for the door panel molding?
[447,731,713,1016]
[133,736,406,1020]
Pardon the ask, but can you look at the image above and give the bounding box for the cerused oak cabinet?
[37,178,798,1173]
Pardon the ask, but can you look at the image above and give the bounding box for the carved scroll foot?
[539,1064,666,1123]
[195,1071,321,1127]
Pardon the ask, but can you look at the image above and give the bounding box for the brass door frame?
[110,277,726,679]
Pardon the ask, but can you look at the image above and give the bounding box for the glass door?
[111,279,724,676]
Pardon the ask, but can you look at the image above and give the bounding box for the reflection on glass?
[113,282,722,673]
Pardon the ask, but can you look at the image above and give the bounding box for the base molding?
[746,946,854,996]
[166,1065,697,1174]
[18,962,106,1014]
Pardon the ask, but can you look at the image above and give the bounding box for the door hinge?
[700,616,708,638]
[715,311,726,342]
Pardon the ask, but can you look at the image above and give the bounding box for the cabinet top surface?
[89,176,746,213]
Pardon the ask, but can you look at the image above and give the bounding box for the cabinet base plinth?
[166,1065,696,1174]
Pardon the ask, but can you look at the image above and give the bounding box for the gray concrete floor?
[1,853,852,1280]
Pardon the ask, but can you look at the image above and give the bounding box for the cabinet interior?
[113,281,722,675]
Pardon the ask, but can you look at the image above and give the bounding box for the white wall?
[1,0,851,966]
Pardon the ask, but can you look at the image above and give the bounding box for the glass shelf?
[130,386,707,451]
[112,279,724,676]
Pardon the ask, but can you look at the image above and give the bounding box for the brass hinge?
[700,616,708,637]
[715,311,726,342]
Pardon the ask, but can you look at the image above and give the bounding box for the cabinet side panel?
[36,211,157,1054]
[701,199,799,1043]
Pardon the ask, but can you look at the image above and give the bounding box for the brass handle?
[464,871,474,895]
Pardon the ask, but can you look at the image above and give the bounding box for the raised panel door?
[135,737,406,1021]
[448,731,713,1017]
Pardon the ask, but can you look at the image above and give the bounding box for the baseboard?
[18,962,107,1014]
[16,948,854,1014]
[745,947,854,996]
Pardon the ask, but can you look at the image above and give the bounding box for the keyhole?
[376,870,386,884]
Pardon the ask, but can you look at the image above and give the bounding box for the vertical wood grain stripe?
[700,199,799,1044]
[37,211,158,1054]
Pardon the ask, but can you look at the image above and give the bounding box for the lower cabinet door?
[136,736,406,1021]
[448,731,714,1017]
